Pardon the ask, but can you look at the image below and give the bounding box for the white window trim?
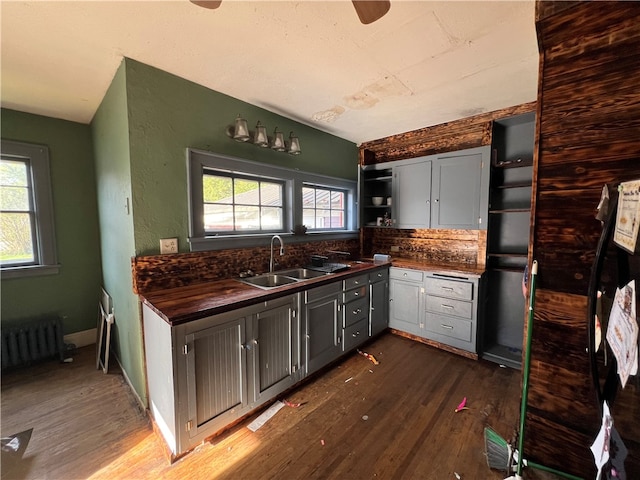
[1,140,60,278]
[187,148,358,252]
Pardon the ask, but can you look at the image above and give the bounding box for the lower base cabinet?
[304,282,342,376]
[369,269,389,336]
[389,267,480,353]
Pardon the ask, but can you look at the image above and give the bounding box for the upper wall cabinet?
[359,146,490,230]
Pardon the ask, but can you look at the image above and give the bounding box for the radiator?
[1,317,65,370]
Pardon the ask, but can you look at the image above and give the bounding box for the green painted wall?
[91,63,147,405]
[123,59,358,255]
[0,109,102,335]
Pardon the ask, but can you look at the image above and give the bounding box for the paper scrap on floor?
[247,401,285,432]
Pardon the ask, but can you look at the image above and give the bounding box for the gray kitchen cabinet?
[423,273,479,353]
[394,159,431,229]
[431,147,490,230]
[369,268,389,336]
[342,273,369,351]
[249,296,301,405]
[304,281,343,375]
[142,294,299,458]
[388,267,424,336]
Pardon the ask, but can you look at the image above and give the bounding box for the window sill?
[1,264,61,279]
[189,230,359,252]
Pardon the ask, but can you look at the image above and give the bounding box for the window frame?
[188,149,358,252]
[1,140,59,278]
[302,183,348,231]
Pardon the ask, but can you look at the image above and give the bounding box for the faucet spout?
[269,235,284,272]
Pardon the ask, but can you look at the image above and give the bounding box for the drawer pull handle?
[354,292,359,296]
[441,304,454,309]
[352,331,360,338]
[352,308,361,315]
[377,273,382,277]
[440,324,454,330]
[441,286,454,291]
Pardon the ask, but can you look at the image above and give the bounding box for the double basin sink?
[238,268,330,289]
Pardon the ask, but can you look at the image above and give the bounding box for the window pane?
[261,207,283,229]
[235,205,260,230]
[204,204,234,231]
[261,182,282,207]
[234,179,259,205]
[331,191,344,209]
[316,189,330,208]
[302,208,316,228]
[0,212,34,265]
[302,187,315,207]
[331,211,344,228]
[1,160,28,187]
[1,186,30,211]
[203,174,232,203]
[316,209,332,229]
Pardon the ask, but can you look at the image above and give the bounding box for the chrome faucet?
[269,235,284,272]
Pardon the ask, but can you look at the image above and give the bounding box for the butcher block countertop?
[140,258,484,326]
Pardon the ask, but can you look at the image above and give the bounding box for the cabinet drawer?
[344,285,368,303]
[343,318,368,351]
[390,268,424,282]
[425,295,472,319]
[344,298,368,328]
[425,277,473,301]
[369,268,389,283]
[344,274,368,290]
[305,281,342,303]
[424,312,472,342]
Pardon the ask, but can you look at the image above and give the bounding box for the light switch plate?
[160,237,178,254]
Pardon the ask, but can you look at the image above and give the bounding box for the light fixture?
[253,121,268,147]
[227,117,301,155]
[271,128,286,152]
[233,114,250,142]
[288,132,301,155]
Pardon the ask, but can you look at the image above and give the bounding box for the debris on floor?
[455,397,469,413]
[357,349,379,365]
[345,376,353,383]
[247,401,285,432]
[283,399,302,408]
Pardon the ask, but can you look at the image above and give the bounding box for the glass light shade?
[271,128,286,151]
[233,115,250,142]
[253,122,268,147]
[288,132,301,155]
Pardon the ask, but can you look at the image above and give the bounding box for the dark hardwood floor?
[1,333,562,479]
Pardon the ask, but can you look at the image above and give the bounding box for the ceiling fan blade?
[352,0,390,24]
[190,0,222,9]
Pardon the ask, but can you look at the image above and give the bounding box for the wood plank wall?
[528,2,640,477]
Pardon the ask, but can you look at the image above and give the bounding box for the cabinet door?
[252,300,299,404]
[394,160,431,228]
[305,293,341,375]
[431,153,482,229]
[185,317,248,439]
[370,279,388,336]
[389,278,423,335]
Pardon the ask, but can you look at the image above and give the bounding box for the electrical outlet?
[160,238,178,254]
[390,245,400,252]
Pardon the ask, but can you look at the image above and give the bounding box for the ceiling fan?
[190,0,391,25]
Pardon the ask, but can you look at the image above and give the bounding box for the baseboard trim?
[64,328,97,348]
[113,354,147,411]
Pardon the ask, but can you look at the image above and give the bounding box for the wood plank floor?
[1,333,562,479]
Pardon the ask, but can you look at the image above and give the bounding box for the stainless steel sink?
[276,268,328,279]
[237,268,329,289]
[239,274,299,289]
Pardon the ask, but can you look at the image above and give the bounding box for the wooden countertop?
[141,259,485,326]
[141,261,389,326]
[389,257,485,277]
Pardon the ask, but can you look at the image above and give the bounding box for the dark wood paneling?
[359,102,535,164]
[529,2,640,477]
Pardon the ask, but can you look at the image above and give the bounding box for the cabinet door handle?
[440,324,454,330]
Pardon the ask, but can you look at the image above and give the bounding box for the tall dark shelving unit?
[481,112,535,369]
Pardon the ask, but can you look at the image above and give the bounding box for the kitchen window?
[188,149,357,251]
[0,140,59,278]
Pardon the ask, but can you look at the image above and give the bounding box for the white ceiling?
[0,1,539,145]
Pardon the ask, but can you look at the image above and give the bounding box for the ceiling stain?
[311,105,346,124]
[343,75,413,110]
